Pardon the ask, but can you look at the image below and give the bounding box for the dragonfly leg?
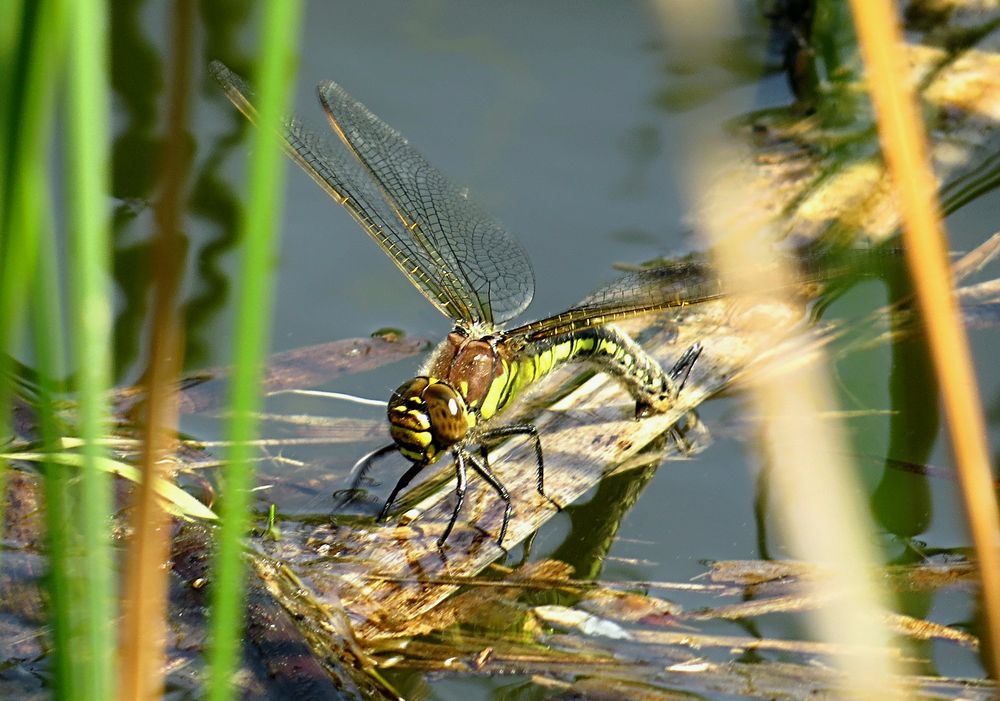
[466,451,512,548]
[437,449,468,547]
[668,342,703,393]
[337,442,397,508]
[478,424,562,511]
[378,460,427,522]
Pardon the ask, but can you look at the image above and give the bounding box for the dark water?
[104,0,1000,695]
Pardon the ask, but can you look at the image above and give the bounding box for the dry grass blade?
[117,2,194,698]
[849,0,1000,673]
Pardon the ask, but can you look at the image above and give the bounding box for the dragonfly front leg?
[378,461,427,522]
[437,449,469,547]
[338,443,397,508]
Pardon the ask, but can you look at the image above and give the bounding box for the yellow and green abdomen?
[474,325,676,421]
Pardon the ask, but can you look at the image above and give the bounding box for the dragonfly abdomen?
[478,325,676,421]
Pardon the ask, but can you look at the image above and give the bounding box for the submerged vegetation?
[2,1,1000,699]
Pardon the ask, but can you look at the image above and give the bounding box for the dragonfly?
[211,61,712,548]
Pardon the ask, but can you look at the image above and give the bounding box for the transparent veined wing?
[317,80,534,325]
[506,261,725,342]
[210,61,534,326]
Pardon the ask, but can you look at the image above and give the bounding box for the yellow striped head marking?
[387,376,470,464]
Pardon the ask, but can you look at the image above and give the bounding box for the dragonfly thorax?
[387,376,472,464]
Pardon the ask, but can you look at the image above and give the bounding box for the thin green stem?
[66,1,114,698]
[0,0,30,565]
[2,7,72,699]
[207,2,303,699]
[33,208,74,697]
[14,0,71,694]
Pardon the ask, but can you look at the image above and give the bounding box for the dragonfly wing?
[318,80,534,325]
[505,247,881,342]
[506,261,726,342]
[210,60,488,324]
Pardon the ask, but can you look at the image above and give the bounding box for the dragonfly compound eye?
[422,381,470,447]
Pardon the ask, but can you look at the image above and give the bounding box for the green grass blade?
[7,0,72,695]
[65,1,114,698]
[0,1,25,228]
[31,213,75,697]
[207,2,304,698]
[0,1,29,559]
[2,9,73,699]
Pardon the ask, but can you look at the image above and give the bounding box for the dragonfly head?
[387,376,471,464]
